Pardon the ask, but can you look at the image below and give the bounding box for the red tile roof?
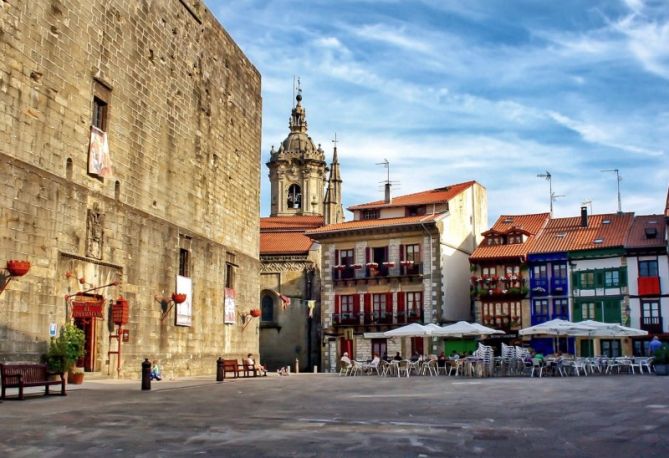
[259,216,324,255]
[260,215,324,230]
[529,212,634,254]
[625,215,666,249]
[306,214,441,236]
[470,213,550,261]
[260,232,314,255]
[348,181,477,210]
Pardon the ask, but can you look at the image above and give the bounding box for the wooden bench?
[222,359,239,379]
[0,363,66,400]
[238,361,258,378]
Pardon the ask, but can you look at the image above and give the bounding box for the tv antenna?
[376,159,390,185]
[601,169,622,213]
[536,171,553,215]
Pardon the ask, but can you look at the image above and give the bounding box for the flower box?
[366,263,378,269]
[491,275,499,281]
[382,262,395,268]
[172,293,187,304]
[401,260,415,266]
[334,265,345,271]
[352,264,363,270]
[7,260,30,277]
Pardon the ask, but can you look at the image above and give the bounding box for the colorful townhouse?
[527,208,634,356]
[469,213,550,350]
[625,215,669,355]
[307,181,487,371]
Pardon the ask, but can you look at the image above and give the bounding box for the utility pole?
[537,171,553,215]
[601,169,622,213]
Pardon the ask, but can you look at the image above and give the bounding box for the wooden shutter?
[399,244,405,262]
[595,271,605,288]
[572,302,582,321]
[353,294,361,316]
[364,293,372,315]
[334,249,339,265]
[572,271,580,289]
[386,292,393,314]
[397,292,405,314]
[619,267,627,287]
[365,247,371,263]
[334,295,340,315]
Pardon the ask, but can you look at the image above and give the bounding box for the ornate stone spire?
[324,137,344,225]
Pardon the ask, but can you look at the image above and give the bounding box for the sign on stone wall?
[175,275,192,327]
[224,288,236,324]
[71,293,105,318]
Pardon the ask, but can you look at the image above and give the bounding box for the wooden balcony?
[331,310,423,327]
[638,276,660,296]
[332,263,423,285]
[641,316,663,334]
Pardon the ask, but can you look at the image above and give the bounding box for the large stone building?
[259,91,343,371]
[307,181,487,371]
[0,0,262,378]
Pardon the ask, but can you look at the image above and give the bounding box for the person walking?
[649,336,662,355]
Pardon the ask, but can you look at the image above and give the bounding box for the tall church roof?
[268,93,325,162]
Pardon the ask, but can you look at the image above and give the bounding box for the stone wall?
[0,0,262,377]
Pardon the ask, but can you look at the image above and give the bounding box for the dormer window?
[593,239,603,244]
[287,184,302,209]
[644,227,658,239]
[362,209,380,220]
[406,206,426,217]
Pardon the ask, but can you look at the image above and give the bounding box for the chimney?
[580,206,588,227]
[384,182,391,204]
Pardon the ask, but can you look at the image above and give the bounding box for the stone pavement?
[0,373,667,457]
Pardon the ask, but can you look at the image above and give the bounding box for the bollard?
[141,358,152,391]
[216,357,224,382]
[295,358,299,374]
[313,365,317,374]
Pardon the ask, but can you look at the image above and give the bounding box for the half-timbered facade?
[308,181,487,371]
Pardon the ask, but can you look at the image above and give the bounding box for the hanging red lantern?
[7,260,31,277]
[112,296,129,325]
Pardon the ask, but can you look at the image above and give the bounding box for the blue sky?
[208,0,669,225]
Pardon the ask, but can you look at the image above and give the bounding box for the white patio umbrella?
[383,323,431,337]
[433,321,504,338]
[518,319,595,337]
[572,320,648,337]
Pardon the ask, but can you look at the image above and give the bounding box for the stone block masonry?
[0,0,262,378]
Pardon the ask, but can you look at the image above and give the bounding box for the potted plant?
[44,323,85,383]
[7,259,31,276]
[654,344,669,376]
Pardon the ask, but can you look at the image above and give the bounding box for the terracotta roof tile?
[470,213,549,261]
[260,216,324,231]
[529,212,634,254]
[348,181,477,210]
[625,215,666,249]
[260,232,314,255]
[306,214,440,236]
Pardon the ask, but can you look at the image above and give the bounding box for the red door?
[340,338,353,360]
[74,318,96,372]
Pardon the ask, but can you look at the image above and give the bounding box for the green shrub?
[45,324,85,373]
[654,344,669,365]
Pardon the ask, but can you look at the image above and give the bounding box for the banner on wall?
[175,275,192,327]
[224,288,236,324]
[88,126,113,178]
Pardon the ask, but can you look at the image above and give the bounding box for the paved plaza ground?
[0,373,667,457]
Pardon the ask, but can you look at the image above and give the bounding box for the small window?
[580,272,595,288]
[225,263,235,289]
[644,227,657,239]
[287,184,302,209]
[179,248,190,277]
[92,97,108,131]
[581,302,596,320]
[261,295,274,322]
[639,260,658,277]
[604,270,620,287]
[362,209,380,220]
[593,239,603,244]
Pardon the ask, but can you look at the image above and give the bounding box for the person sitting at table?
[382,352,390,362]
[437,352,447,368]
[341,352,352,367]
[410,352,421,362]
[393,352,402,361]
[449,351,460,360]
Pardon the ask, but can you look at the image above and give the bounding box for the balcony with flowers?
[470,273,527,299]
